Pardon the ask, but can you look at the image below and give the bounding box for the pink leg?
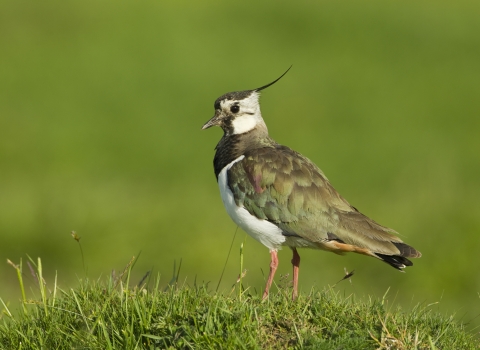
[291,248,300,300]
[262,250,279,300]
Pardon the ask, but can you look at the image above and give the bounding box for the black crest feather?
[254,66,292,92]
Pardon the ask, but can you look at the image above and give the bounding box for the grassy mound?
[0,259,477,349]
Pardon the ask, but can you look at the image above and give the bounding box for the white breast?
[218,155,286,251]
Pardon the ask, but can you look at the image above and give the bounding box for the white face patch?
[231,115,258,134]
[220,91,266,135]
[236,92,261,113]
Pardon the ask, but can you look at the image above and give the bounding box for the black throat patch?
[212,129,276,179]
[213,134,243,179]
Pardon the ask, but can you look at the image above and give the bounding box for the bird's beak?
[202,110,222,130]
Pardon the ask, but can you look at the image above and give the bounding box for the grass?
[0,257,478,349]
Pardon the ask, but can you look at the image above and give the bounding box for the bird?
[202,68,421,300]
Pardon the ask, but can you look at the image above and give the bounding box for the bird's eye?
[230,105,240,113]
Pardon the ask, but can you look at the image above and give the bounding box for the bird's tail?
[374,242,421,270]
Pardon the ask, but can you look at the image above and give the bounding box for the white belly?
[218,156,286,251]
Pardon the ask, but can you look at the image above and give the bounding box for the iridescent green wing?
[227,146,350,241]
[227,145,409,255]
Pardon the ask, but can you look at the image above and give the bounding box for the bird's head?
[202,67,291,136]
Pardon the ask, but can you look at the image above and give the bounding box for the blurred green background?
[1,0,480,328]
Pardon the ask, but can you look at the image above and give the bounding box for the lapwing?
[202,68,421,300]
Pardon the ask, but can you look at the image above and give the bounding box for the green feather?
[227,144,406,252]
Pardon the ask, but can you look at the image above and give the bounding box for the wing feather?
[227,145,414,256]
